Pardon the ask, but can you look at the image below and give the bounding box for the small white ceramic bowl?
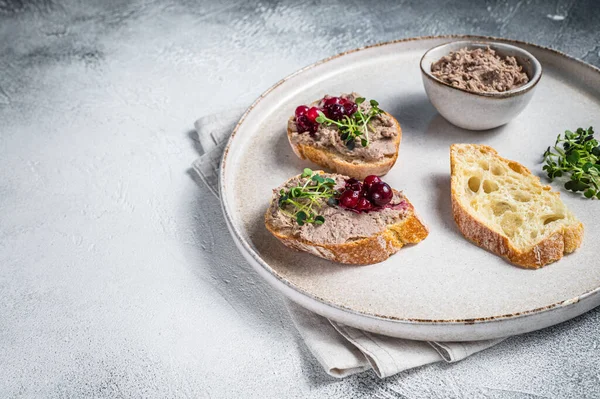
[420,41,542,130]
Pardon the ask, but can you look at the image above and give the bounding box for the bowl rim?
[420,40,543,98]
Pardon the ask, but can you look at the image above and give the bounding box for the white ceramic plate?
[219,35,600,341]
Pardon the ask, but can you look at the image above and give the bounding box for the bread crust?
[450,144,584,269]
[264,177,428,265]
[287,112,402,180]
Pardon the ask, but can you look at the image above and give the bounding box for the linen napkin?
[191,109,505,378]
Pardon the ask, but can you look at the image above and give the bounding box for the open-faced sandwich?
[265,169,428,265]
[450,144,584,269]
[287,93,401,180]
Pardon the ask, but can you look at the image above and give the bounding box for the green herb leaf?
[311,174,324,184]
[290,187,302,198]
[543,147,552,157]
[566,151,580,164]
[543,126,599,199]
[278,169,337,225]
[565,130,574,139]
[296,211,307,225]
[565,180,588,192]
[312,97,385,150]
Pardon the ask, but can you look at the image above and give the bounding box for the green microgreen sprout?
[315,97,384,150]
[542,126,600,199]
[278,168,337,225]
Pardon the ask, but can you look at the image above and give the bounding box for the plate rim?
[218,34,600,327]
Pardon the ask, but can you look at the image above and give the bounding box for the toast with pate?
[265,169,428,265]
[450,144,583,269]
[287,93,401,180]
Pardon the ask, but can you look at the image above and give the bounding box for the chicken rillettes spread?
[431,47,529,93]
[288,93,398,162]
[266,174,410,245]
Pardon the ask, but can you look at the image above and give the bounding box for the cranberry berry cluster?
[336,175,394,212]
[295,96,358,135]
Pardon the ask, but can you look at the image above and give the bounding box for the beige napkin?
[191,110,505,378]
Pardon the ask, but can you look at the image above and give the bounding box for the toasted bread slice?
[450,144,583,269]
[265,172,428,265]
[287,112,402,180]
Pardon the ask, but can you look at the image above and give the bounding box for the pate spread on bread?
[287,93,401,180]
[265,170,428,265]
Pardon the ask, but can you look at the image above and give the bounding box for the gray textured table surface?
[1,0,600,397]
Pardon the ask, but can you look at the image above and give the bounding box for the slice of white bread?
[287,112,402,180]
[265,172,428,265]
[450,144,583,269]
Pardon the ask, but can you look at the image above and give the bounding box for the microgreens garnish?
[543,126,600,199]
[315,98,384,150]
[278,168,337,226]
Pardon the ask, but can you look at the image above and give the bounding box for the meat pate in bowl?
[420,40,542,130]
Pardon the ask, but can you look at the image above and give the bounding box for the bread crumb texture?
[450,144,583,268]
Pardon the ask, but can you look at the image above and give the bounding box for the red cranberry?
[339,190,360,209]
[363,175,382,191]
[295,105,309,117]
[306,107,320,122]
[368,182,393,206]
[324,97,342,106]
[340,99,357,115]
[346,103,358,116]
[324,103,346,121]
[355,197,372,211]
[345,178,362,192]
[295,115,312,133]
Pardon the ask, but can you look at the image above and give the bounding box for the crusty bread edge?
[450,144,584,269]
[287,112,402,180]
[265,176,428,265]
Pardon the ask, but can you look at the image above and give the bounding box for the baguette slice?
[287,112,402,180]
[265,172,428,265]
[450,144,583,269]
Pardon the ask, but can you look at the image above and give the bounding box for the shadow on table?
[186,168,348,387]
[187,129,205,156]
[291,332,348,385]
[185,168,288,328]
[432,172,461,237]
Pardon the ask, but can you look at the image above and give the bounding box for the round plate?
[219,35,600,341]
